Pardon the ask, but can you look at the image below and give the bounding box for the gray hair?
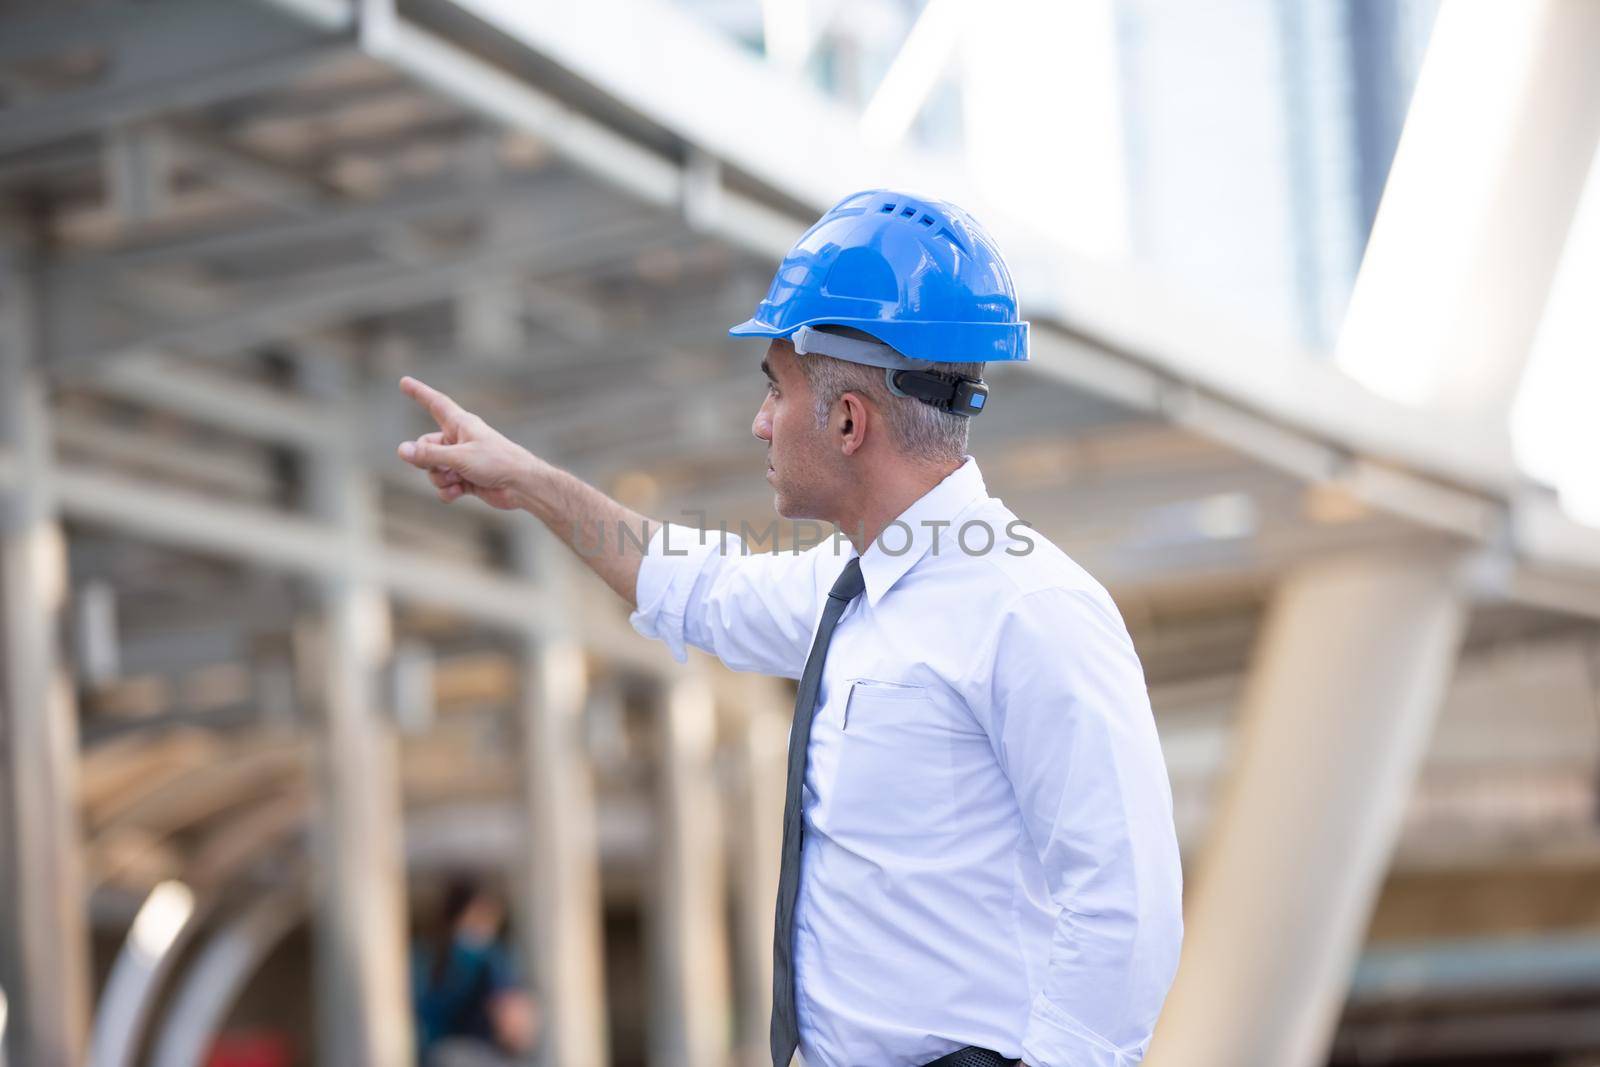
[795,351,981,465]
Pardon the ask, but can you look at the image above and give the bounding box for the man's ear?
[837,391,869,457]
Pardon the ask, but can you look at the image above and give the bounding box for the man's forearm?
[393,375,660,609]
[512,457,657,608]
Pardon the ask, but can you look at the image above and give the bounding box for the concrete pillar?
[0,221,91,1067]
[1149,549,1468,1067]
[722,674,788,1067]
[509,532,609,1067]
[300,354,413,1067]
[104,123,173,225]
[650,669,733,1067]
[1336,0,1600,419]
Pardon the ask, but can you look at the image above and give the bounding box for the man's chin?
[770,491,813,521]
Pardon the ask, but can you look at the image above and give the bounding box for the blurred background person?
[412,880,540,1067]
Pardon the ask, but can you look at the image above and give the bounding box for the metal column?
[0,220,91,1067]
[301,354,414,1067]
[650,669,733,1067]
[509,531,609,1067]
[1149,549,1467,1067]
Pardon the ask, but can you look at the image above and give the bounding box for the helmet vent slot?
[899,206,917,218]
[918,215,934,227]
[936,226,968,252]
[880,202,897,213]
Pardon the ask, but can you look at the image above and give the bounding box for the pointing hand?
[396,376,537,511]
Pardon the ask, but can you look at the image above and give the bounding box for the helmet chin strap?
[790,325,990,418]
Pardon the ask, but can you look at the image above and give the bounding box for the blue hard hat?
[728,189,1030,363]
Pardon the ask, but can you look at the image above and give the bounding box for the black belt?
[922,1047,1020,1067]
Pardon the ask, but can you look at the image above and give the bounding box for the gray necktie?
[771,556,865,1067]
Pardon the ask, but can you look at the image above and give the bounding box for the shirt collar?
[856,456,989,606]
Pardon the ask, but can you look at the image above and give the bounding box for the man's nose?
[752,398,773,442]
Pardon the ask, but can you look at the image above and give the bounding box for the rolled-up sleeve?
[629,523,832,678]
[979,586,1184,1067]
[629,523,725,664]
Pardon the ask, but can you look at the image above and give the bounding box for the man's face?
[752,340,837,519]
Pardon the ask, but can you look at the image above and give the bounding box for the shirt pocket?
[842,678,927,729]
[829,680,969,845]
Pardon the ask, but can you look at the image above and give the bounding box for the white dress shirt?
[630,458,1183,1067]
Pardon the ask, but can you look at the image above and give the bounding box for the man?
[397,190,1183,1067]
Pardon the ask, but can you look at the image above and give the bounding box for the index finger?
[399,376,466,430]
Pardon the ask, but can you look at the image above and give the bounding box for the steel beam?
[52,210,675,374]
[0,6,347,158]
[52,409,279,501]
[0,142,99,189]
[1350,931,1600,1006]
[1334,1004,1600,1062]
[508,531,609,1067]
[0,4,151,66]
[0,1,330,69]
[163,125,333,215]
[405,0,910,216]
[0,222,90,1067]
[363,14,680,208]
[1149,549,1469,1067]
[257,0,356,33]
[87,352,331,449]
[354,11,801,259]
[49,171,577,277]
[47,457,717,664]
